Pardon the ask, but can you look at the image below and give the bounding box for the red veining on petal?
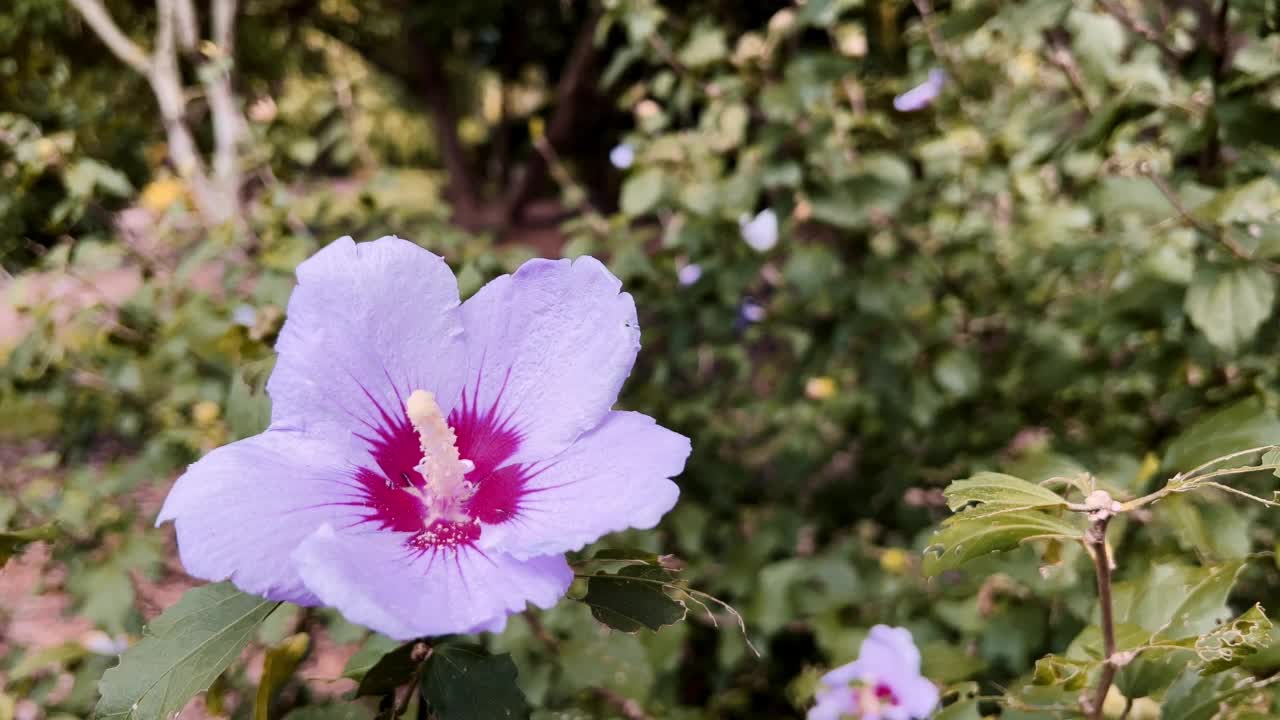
[344,376,532,555]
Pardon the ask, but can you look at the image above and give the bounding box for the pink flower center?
[343,379,529,555]
[846,680,899,718]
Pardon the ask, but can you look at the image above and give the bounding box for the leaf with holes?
[1195,604,1273,674]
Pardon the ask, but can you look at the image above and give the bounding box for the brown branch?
[1199,0,1230,180]
[910,0,962,86]
[499,9,601,225]
[418,54,485,229]
[1085,517,1116,720]
[67,0,152,74]
[1042,28,1093,113]
[1095,0,1184,65]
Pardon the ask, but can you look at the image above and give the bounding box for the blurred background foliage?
[5,0,1280,717]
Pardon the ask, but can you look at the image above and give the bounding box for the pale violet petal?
[293,525,572,640]
[268,236,466,454]
[477,411,688,559]
[459,257,640,465]
[157,429,368,604]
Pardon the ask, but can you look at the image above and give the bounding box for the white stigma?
[405,390,476,526]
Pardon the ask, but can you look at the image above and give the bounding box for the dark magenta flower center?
[342,380,533,554]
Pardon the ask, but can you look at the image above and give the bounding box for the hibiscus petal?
[477,411,688,559]
[269,236,466,453]
[459,257,639,465]
[896,675,941,718]
[293,526,572,640]
[156,430,366,604]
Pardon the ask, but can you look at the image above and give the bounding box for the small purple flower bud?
[678,264,703,286]
[739,209,779,253]
[232,304,257,327]
[610,143,636,169]
[740,301,766,324]
[893,68,946,112]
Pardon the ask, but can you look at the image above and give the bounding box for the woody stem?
[1086,516,1116,719]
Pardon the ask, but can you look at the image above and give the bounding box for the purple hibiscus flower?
[808,626,939,720]
[158,236,690,639]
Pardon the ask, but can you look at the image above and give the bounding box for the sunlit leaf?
[922,511,1084,576]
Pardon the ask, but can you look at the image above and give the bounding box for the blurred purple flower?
[740,300,766,324]
[610,143,636,169]
[678,263,703,286]
[808,626,939,720]
[740,209,779,252]
[893,69,946,112]
[159,236,689,639]
[232,304,257,327]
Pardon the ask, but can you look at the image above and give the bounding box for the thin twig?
[593,688,652,720]
[1096,0,1184,64]
[522,609,560,653]
[393,642,432,718]
[1140,163,1280,273]
[67,0,152,73]
[910,0,960,86]
[1042,29,1093,113]
[531,133,610,236]
[1085,517,1116,720]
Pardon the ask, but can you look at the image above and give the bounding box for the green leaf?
[932,697,982,720]
[1117,647,1184,699]
[922,510,1084,576]
[0,522,59,565]
[677,25,727,68]
[342,634,403,682]
[1264,447,1280,478]
[226,356,275,440]
[354,640,422,698]
[1031,655,1092,689]
[580,565,688,632]
[1185,264,1276,352]
[1195,604,1273,674]
[10,642,88,680]
[933,350,981,398]
[1162,667,1252,720]
[943,472,1067,517]
[1126,562,1246,639]
[256,633,310,720]
[96,582,279,720]
[586,548,664,563]
[1163,398,1280,472]
[421,643,530,720]
[619,168,665,216]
